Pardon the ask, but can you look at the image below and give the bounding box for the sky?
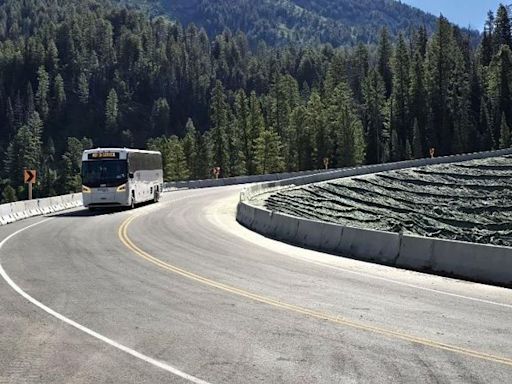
[401,0,504,31]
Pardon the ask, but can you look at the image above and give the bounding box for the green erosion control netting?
[264,155,512,247]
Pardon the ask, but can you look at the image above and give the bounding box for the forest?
[157,0,446,47]
[0,0,511,202]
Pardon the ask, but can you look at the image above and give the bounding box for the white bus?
[81,148,163,210]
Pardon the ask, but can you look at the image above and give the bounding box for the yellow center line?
[118,214,512,368]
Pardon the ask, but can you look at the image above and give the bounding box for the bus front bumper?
[82,187,129,208]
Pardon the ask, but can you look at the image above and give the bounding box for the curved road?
[1,186,512,383]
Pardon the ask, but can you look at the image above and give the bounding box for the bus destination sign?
[88,152,120,160]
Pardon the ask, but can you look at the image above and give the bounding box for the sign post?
[24,170,37,200]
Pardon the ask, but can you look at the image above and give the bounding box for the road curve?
[1,186,512,383]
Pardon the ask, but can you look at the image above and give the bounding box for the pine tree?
[291,105,314,171]
[26,83,35,121]
[1,185,17,203]
[333,89,365,167]
[481,11,495,66]
[306,90,327,168]
[105,88,119,134]
[378,27,393,98]
[46,40,59,74]
[324,53,346,97]
[166,136,189,181]
[487,45,512,141]
[479,97,495,150]
[412,118,423,158]
[183,118,198,179]
[234,90,252,174]
[147,136,189,181]
[391,33,411,153]
[5,112,43,186]
[196,132,212,179]
[494,5,512,52]
[226,110,247,177]
[350,43,369,103]
[499,113,511,148]
[5,97,15,140]
[425,16,457,155]
[390,126,400,162]
[248,91,265,174]
[409,50,427,147]
[35,66,50,120]
[210,81,229,176]
[53,74,66,113]
[41,137,57,196]
[253,128,284,174]
[449,46,474,154]
[414,25,428,58]
[363,69,387,164]
[77,72,89,105]
[150,98,171,136]
[61,137,86,193]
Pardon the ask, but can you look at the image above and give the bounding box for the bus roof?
[82,148,161,160]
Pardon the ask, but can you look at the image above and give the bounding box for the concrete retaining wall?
[0,193,82,226]
[237,149,512,287]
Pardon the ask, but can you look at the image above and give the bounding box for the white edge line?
[0,218,212,384]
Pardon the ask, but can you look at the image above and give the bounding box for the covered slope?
[265,155,512,246]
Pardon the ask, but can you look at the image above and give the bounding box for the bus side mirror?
[129,172,134,179]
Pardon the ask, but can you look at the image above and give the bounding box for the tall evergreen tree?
[499,113,511,148]
[183,118,198,179]
[248,91,265,174]
[210,81,229,176]
[105,88,119,134]
[150,98,171,136]
[306,90,327,168]
[391,33,411,154]
[425,16,457,155]
[494,5,512,52]
[53,74,66,113]
[487,45,512,142]
[363,69,387,164]
[35,66,50,120]
[409,50,428,150]
[378,27,393,98]
[254,128,284,174]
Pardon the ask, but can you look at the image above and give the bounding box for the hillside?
[153,0,454,46]
[0,0,509,203]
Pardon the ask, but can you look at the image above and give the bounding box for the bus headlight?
[82,186,91,193]
[117,184,127,192]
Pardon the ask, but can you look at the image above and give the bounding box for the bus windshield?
[82,160,128,187]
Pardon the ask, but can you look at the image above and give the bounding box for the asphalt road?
[1,186,511,383]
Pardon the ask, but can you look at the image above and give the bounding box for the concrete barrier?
[295,219,325,249]
[319,222,344,252]
[337,226,400,265]
[0,193,84,226]
[396,235,434,270]
[163,168,334,191]
[271,212,300,242]
[237,148,512,287]
[251,208,274,236]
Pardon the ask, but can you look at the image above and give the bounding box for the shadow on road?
[51,207,127,218]
[52,200,157,218]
